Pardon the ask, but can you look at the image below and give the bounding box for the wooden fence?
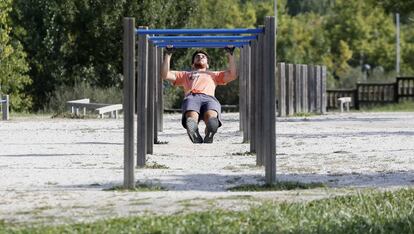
[276,63,327,116]
[326,77,414,109]
[397,77,414,102]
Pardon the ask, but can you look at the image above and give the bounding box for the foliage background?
[0,0,31,111]
[0,0,413,111]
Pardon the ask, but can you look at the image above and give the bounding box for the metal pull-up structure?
[123,16,276,189]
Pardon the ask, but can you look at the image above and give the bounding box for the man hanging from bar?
[161,46,237,143]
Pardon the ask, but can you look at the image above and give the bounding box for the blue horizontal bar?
[149,35,257,42]
[154,41,249,47]
[157,44,246,48]
[155,41,249,48]
[137,28,263,35]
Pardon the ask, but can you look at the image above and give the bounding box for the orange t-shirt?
[173,70,227,96]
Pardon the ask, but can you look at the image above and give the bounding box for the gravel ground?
[0,112,413,225]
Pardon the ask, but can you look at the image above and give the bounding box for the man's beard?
[193,62,207,69]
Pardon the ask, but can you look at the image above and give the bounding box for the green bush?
[163,82,184,109]
[44,82,122,114]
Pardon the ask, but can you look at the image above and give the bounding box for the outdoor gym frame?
[123,16,276,189]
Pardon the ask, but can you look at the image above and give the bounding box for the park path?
[0,112,413,225]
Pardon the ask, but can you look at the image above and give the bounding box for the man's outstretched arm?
[223,46,237,83]
[161,47,177,82]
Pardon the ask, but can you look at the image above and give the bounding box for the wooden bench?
[0,95,9,120]
[338,97,351,112]
[66,99,122,119]
[95,104,122,119]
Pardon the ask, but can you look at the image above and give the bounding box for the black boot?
[186,118,203,144]
[204,117,219,143]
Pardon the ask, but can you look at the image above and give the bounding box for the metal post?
[137,26,148,167]
[123,17,135,189]
[2,95,9,120]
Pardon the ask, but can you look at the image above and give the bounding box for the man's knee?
[206,117,219,133]
[203,110,218,122]
[185,111,199,120]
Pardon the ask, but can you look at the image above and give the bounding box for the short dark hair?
[191,50,209,64]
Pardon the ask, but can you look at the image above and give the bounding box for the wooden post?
[256,29,264,166]
[263,16,276,184]
[154,46,159,139]
[308,65,315,112]
[157,47,164,132]
[137,26,148,167]
[287,63,294,116]
[355,83,360,109]
[277,63,286,117]
[239,47,245,133]
[246,45,251,142]
[294,64,302,113]
[315,65,322,114]
[246,45,252,142]
[123,17,135,189]
[301,65,308,113]
[321,66,327,114]
[242,46,250,143]
[250,40,257,153]
[394,79,399,103]
[147,42,155,153]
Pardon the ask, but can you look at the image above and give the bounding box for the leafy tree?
[374,0,414,23]
[187,0,256,29]
[400,22,414,75]
[11,0,197,111]
[0,0,32,111]
[12,0,126,110]
[324,0,396,83]
[286,0,335,16]
[277,12,329,65]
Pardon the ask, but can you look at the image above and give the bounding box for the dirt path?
[0,112,413,225]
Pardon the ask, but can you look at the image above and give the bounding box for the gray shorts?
[181,93,222,128]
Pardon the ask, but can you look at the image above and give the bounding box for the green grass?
[231,151,255,156]
[104,183,167,192]
[144,162,170,169]
[9,112,52,118]
[360,101,414,112]
[51,112,98,119]
[1,188,413,233]
[292,112,315,117]
[228,181,326,191]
